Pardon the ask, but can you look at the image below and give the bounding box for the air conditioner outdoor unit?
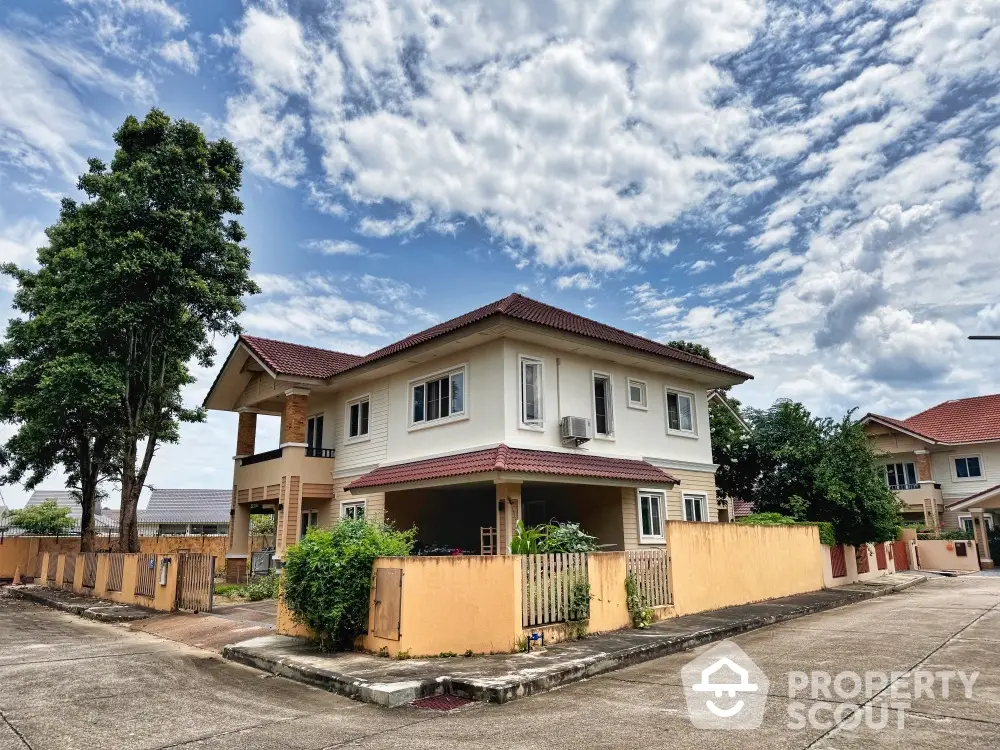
[560,416,593,446]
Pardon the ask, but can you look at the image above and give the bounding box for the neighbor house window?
[306,414,324,454]
[411,366,466,426]
[955,456,983,479]
[341,500,366,520]
[666,390,696,434]
[520,356,543,427]
[638,491,664,542]
[627,378,647,410]
[885,462,918,490]
[300,511,318,540]
[593,372,614,437]
[683,493,708,522]
[346,395,370,441]
[959,515,994,535]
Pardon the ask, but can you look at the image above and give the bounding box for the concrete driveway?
[1,575,998,750]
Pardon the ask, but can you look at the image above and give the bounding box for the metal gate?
[829,545,847,578]
[135,554,157,599]
[63,555,77,586]
[875,543,887,571]
[892,540,910,571]
[82,553,98,588]
[176,554,214,612]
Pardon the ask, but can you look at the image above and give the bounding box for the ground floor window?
[341,500,366,520]
[959,514,995,536]
[638,491,664,543]
[300,511,318,539]
[683,493,708,522]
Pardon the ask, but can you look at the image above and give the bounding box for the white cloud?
[223,95,306,188]
[159,38,198,72]
[689,259,716,274]
[556,273,599,291]
[65,0,187,31]
[305,239,367,256]
[750,224,795,250]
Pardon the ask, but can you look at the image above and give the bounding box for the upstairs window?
[627,378,647,410]
[520,356,543,427]
[885,462,918,490]
[346,395,370,441]
[300,510,318,540]
[593,372,614,437]
[666,390,696,435]
[955,456,983,479]
[411,367,466,426]
[306,415,324,450]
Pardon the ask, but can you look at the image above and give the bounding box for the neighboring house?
[204,292,752,579]
[22,490,115,531]
[862,394,1000,566]
[139,489,231,536]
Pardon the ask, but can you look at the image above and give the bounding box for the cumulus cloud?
[159,38,198,72]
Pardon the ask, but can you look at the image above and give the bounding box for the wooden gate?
[176,554,214,612]
[891,540,909,571]
[626,550,671,607]
[372,567,402,640]
[875,543,887,571]
[829,545,847,578]
[63,555,77,586]
[856,545,870,574]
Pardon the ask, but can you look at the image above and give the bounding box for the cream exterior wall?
[929,443,1000,505]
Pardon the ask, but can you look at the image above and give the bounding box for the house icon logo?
[682,641,769,729]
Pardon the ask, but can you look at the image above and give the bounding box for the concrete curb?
[223,575,928,707]
[6,585,153,622]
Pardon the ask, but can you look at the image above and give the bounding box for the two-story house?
[862,394,1000,567]
[204,293,752,581]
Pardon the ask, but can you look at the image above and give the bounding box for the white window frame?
[592,370,615,439]
[952,454,985,482]
[884,461,919,490]
[682,492,709,522]
[408,363,469,431]
[636,490,665,544]
[958,514,994,535]
[306,413,325,451]
[665,388,698,438]
[627,377,648,411]
[344,393,372,444]
[341,499,366,520]
[300,510,318,540]
[518,355,544,430]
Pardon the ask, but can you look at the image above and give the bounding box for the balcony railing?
[888,483,920,491]
[241,448,283,466]
[306,447,336,458]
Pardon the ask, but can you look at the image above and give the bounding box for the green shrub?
[245,572,279,601]
[567,580,592,621]
[510,520,601,554]
[282,518,415,651]
[927,529,974,541]
[625,573,652,629]
[214,583,244,598]
[737,512,836,546]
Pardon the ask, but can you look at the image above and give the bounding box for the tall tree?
[0,216,125,551]
[69,110,258,551]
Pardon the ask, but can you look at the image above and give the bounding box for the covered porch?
[946,484,1000,569]
[344,444,678,555]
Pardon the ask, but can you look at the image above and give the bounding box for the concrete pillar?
[970,509,993,568]
[495,482,522,555]
[236,409,258,456]
[913,450,933,482]
[281,389,310,445]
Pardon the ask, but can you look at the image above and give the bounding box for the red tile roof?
[237,293,752,382]
[241,335,363,379]
[867,395,1000,445]
[345,444,678,491]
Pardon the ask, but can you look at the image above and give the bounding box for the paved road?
[1,575,998,750]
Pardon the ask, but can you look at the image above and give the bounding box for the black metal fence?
[0,520,229,543]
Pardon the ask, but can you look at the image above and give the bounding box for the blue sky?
[1,0,999,507]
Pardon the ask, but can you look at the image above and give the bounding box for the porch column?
[281,388,310,445]
[914,450,939,531]
[495,482,522,555]
[970,509,994,569]
[226,497,251,583]
[236,408,258,457]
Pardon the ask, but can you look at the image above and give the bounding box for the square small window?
[627,378,647,409]
[666,390,696,434]
[347,396,370,441]
[955,456,983,479]
[638,492,664,542]
[341,500,366,520]
[683,493,708,522]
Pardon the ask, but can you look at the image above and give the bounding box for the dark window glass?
[360,400,369,435]
[349,403,360,438]
[667,392,680,430]
[413,385,425,422]
[594,376,610,435]
[967,456,982,477]
[427,379,440,421]
[438,377,450,418]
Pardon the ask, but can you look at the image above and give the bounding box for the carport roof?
[344,444,679,491]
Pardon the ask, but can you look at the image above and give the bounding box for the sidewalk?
[5,584,154,622]
[223,572,926,707]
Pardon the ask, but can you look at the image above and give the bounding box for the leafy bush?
[282,518,415,651]
[567,580,592,621]
[625,573,652,628]
[4,500,74,535]
[736,512,836,546]
[245,573,279,601]
[924,529,974,541]
[509,520,601,554]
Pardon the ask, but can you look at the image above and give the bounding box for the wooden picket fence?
[626,549,671,607]
[521,553,588,627]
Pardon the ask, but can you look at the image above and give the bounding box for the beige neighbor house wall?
[819,542,899,588]
[665,521,824,616]
[915,539,981,572]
